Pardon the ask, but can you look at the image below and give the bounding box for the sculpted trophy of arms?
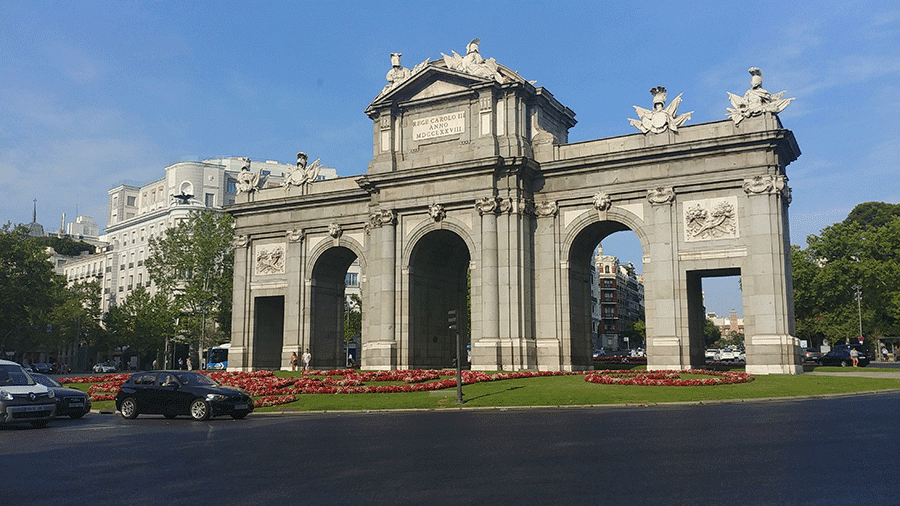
[726,68,794,124]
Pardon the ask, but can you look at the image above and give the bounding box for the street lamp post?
[853,284,863,346]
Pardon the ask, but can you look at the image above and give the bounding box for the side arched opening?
[408,230,471,369]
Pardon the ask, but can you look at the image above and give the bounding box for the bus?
[206,343,230,370]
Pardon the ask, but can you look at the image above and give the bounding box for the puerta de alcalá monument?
[227,40,801,375]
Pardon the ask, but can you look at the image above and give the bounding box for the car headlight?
[0,390,12,401]
[206,394,226,402]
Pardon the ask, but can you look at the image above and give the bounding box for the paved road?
[5,391,900,505]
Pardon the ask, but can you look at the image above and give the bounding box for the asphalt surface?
[5,390,900,505]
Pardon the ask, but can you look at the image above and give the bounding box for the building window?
[205,193,215,207]
[127,196,136,206]
[345,273,358,286]
[227,179,237,194]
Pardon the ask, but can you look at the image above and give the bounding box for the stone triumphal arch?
[228,42,801,374]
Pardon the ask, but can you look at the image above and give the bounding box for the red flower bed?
[584,369,754,386]
[65,368,752,406]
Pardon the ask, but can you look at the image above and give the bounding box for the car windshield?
[174,372,219,386]
[31,374,62,388]
[0,365,37,386]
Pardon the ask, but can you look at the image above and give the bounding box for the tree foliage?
[344,293,362,342]
[703,319,722,347]
[145,210,234,348]
[0,224,66,352]
[104,286,175,357]
[48,279,105,351]
[31,236,96,257]
[792,202,900,347]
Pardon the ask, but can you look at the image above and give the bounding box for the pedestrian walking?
[302,348,311,372]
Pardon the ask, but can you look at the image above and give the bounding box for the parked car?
[705,349,720,360]
[31,362,54,374]
[115,370,253,421]
[92,363,117,373]
[718,349,736,361]
[0,359,56,428]
[801,348,822,362]
[818,344,869,367]
[29,372,91,419]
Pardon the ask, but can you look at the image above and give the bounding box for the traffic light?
[448,309,458,332]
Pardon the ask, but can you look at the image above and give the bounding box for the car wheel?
[840,360,850,367]
[231,411,248,420]
[190,399,211,421]
[120,397,139,419]
[30,420,50,428]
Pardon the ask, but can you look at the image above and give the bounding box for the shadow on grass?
[459,385,525,403]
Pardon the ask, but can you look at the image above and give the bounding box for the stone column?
[473,197,501,369]
[742,175,801,374]
[229,235,250,371]
[283,229,305,370]
[533,201,561,371]
[644,187,683,371]
[363,210,397,369]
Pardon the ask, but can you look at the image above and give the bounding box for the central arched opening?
[569,220,644,367]
[408,229,471,369]
[309,246,359,369]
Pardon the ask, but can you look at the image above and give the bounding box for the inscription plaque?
[412,111,466,141]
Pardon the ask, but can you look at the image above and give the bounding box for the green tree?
[622,319,646,347]
[104,286,175,364]
[792,203,900,348]
[48,279,105,362]
[145,210,234,352]
[0,224,66,353]
[344,293,362,341]
[703,318,722,347]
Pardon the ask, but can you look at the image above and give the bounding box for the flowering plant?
[584,369,753,386]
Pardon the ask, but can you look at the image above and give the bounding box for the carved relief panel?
[683,197,739,242]
[254,243,286,276]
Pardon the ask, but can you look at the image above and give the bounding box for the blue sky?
[2,1,898,317]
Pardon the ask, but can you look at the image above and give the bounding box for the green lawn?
[83,369,900,413]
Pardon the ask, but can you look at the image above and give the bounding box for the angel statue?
[282,152,322,189]
[726,67,794,124]
[236,157,260,194]
[628,86,693,134]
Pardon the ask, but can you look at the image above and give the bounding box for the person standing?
[850,347,859,367]
[302,348,311,372]
[290,351,298,371]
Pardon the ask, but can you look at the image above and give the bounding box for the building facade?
[592,247,645,351]
[62,157,298,313]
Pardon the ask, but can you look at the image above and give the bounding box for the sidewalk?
[805,370,900,379]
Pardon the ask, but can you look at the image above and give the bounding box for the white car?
[93,363,117,373]
[0,359,56,428]
[705,349,720,360]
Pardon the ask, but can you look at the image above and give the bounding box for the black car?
[818,344,870,367]
[29,372,91,419]
[31,363,54,374]
[115,370,253,421]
